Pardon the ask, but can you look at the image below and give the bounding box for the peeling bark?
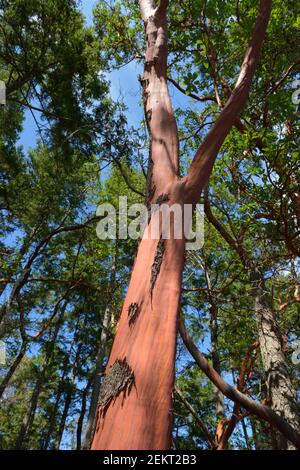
[98,358,135,412]
[150,237,165,295]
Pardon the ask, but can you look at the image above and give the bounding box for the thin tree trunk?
[250,417,259,450]
[250,268,300,449]
[0,283,7,299]
[54,341,82,449]
[204,264,224,417]
[175,386,214,448]
[14,308,66,449]
[210,303,224,417]
[83,305,111,449]
[15,373,44,449]
[0,342,27,398]
[54,388,72,449]
[83,247,117,449]
[41,357,69,449]
[76,378,92,450]
[241,418,251,450]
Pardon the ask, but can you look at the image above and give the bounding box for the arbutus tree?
[90,0,279,450]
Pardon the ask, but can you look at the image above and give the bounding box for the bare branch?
[179,315,300,449]
[269,60,300,95]
[167,76,215,103]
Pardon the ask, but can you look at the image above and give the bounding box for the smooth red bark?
[91,207,186,449]
[91,0,273,450]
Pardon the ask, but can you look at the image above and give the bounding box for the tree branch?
[204,190,247,265]
[3,216,100,322]
[174,386,215,448]
[167,76,215,103]
[269,60,300,95]
[113,158,145,197]
[178,315,300,449]
[185,0,272,201]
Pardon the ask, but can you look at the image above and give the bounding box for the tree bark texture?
[251,269,300,449]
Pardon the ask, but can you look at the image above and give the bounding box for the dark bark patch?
[98,358,134,416]
[128,302,140,326]
[148,192,169,223]
[150,236,165,296]
[155,193,169,205]
[146,109,152,122]
[138,75,149,91]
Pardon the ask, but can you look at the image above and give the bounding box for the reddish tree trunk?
[91,211,186,449]
[91,0,272,450]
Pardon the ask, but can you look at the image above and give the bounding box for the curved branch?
[113,158,145,198]
[167,76,215,103]
[185,0,272,200]
[179,315,300,449]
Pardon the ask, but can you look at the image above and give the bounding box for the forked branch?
[179,315,300,449]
